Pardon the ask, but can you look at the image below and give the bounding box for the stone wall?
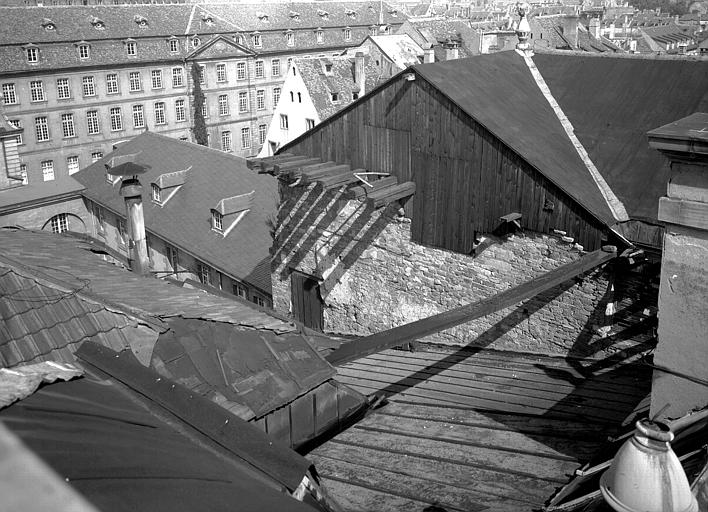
[272,183,658,358]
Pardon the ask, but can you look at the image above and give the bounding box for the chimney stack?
[515,2,532,54]
[589,17,601,39]
[443,39,460,60]
[561,15,579,48]
[354,52,366,97]
[423,45,435,63]
[106,154,150,275]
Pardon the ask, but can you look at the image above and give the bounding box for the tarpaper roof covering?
[412,51,708,226]
[73,132,276,294]
[0,229,337,421]
[0,372,317,512]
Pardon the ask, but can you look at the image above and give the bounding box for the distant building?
[73,131,278,305]
[258,54,379,158]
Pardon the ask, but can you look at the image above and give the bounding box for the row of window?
[27,101,186,143]
[2,68,186,105]
[219,124,267,152]
[20,151,103,184]
[198,58,284,87]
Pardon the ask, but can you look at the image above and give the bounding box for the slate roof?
[412,51,708,227]
[0,227,297,368]
[369,34,423,67]
[397,18,480,56]
[72,132,275,294]
[0,176,85,212]
[296,56,380,120]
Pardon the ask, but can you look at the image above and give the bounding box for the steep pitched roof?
[413,51,708,226]
[369,34,424,67]
[401,18,481,56]
[72,132,275,294]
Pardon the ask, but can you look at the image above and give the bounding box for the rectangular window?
[110,107,123,131]
[286,32,294,46]
[198,263,212,286]
[151,69,163,89]
[259,124,267,145]
[221,130,232,152]
[252,34,262,48]
[316,30,324,44]
[238,91,248,113]
[132,104,145,128]
[233,283,247,298]
[91,151,103,162]
[280,114,288,130]
[199,65,206,85]
[236,62,246,80]
[216,63,226,82]
[19,164,27,185]
[271,59,281,77]
[2,83,17,104]
[79,44,90,59]
[67,155,79,175]
[41,160,54,181]
[256,89,265,110]
[126,41,136,56]
[151,184,161,202]
[344,28,352,41]
[172,67,183,87]
[273,87,281,107]
[30,80,44,102]
[35,116,49,141]
[212,210,223,231]
[118,219,127,245]
[169,39,179,53]
[255,60,264,78]
[51,213,68,234]
[56,78,71,99]
[61,113,76,138]
[218,94,229,116]
[9,119,22,145]
[252,295,266,307]
[26,47,38,63]
[106,73,119,94]
[129,71,141,92]
[154,102,166,125]
[86,110,100,134]
[241,127,250,149]
[306,118,315,130]
[166,245,179,271]
[82,76,96,97]
[175,99,186,122]
[201,102,208,118]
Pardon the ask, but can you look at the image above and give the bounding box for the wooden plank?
[368,181,416,208]
[273,157,322,175]
[320,168,366,190]
[323,428,579,481]
[348,176,398,200]
[327,248,619,366]
[312,442,555,505]
[658,197,708,230]
[316,476,433,512]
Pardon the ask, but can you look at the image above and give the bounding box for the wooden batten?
[298,164,351,183]
[367,181,417,208]
[246,153,294,171]
[320,168,367,190]
[259,154,306,174]
[272,157,322,175]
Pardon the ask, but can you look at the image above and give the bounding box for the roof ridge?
[521,52,629,223]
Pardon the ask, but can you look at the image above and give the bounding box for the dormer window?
[235,34,244,45]
[369,25,377,36]
[151,184,161,202]
[388,8,398,17]
[125,40,136,56]
[90,16,105,30]
[256,11,269,22]
[25,46,38,63]
[41,18,56,31]
[285,30,295,47]
[134,15,148,27]
[316,29,324,44]
[317,9,329,19]
[252,32,262,48]
[192,37,201,48]
[331,92,339,102]
[344,27,352,41]
[151,168,190,207]
[200,13,214,25]
[345,8,357,18]
[78,43,90,60]
[168,37,179,53]
[211,210,223,231]
[289,10,300,21]
[325,63,332,73]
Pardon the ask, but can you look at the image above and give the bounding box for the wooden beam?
[273,157,322,175]
[320,168,367,190]
[348,176,399,200]
[368,181,416,208]
[247,153,296,172]
[326,248,618,366]
[299,164,351,183]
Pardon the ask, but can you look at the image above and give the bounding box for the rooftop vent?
[289,10,301,20]
[41,18,56,30]
[200,12,214,25]
[90,16,105,30]
[256,11,269,22]
[345,8,357,17]
[134,15,148,27]
[317,9,329,19]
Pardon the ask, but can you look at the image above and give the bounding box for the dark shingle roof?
[72,132,276,294]
[413,52,708,226]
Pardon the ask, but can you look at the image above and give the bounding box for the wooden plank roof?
[309,346,652,512]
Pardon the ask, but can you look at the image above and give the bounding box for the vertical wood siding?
[285,77,607,252]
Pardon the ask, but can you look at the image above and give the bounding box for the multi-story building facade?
[0,2,404,197]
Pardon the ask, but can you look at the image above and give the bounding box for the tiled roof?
[399,18,481,55]
[296,56,381,120]
[369,34,423,67]
[412,51,708,226]
[72,132,276,294]
[0,176,84,212]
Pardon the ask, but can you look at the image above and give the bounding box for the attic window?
[192,37,201,48]
[388,8,398,17]
[211,210,223,231]
[369,25,377,36]
[252,32,262,48]
[256,11,269,22]
[235,34,244,45]
[316,29,324,43]
[344,27,352,40]
[125,40,137,56]
[325,63,332,73]
[317,9,329,19]
[41,18,56,30]
[331,92,339,102]
[289,10,300,21]
[345,8,357,17]
[90,16,105,30]
[200,13,214,25]
[151,184,161,203]
[25,45,39,63]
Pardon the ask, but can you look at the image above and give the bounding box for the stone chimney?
[443,39,460,60]
[647,113,708,420]
[515,2,532,53]
[423,45,435,63]
[609,21,616,39]
[353,52,365,97]
[105,154,150,275]
[561,15,579,48]
[589,17,601,39]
